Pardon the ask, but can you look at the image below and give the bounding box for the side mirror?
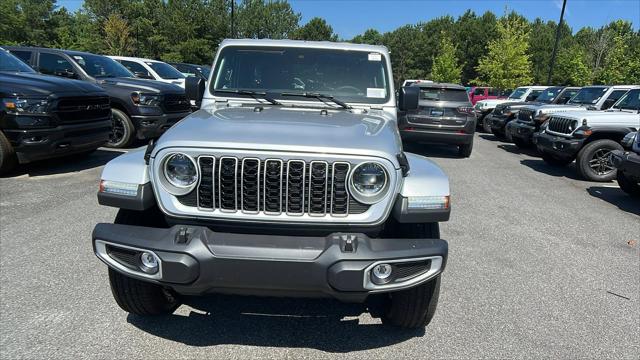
[185,76,205,108]
[398,86,419,111]
[525,94,537,102]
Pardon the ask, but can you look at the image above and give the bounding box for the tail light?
[457,106,474,114]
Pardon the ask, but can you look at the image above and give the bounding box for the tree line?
[1,0,639,88]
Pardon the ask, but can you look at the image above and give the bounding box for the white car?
[402,79,433,87]
[109,56,186,88]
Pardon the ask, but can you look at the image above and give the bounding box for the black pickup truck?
[5,47,191,148]
[1,48,111,174]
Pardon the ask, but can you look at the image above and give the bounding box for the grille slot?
[331,162,350,216]
[55,96,111,124]
[162,94,190,113]
[548,117,577,135]
[106,245,139,269]
[179,157,369,217]
[517,109,534,124]
[393,260,431,281]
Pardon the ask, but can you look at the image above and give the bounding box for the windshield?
[611,89,640,110]
[419,87,469,102]
[0,50,35,73]
[535,87,562,103]
[148,62,185,79]
[199,65,211,78]
[70,54,133,78]
[567,87,609,105]
[211,46,390,104]
[508,87,528,100]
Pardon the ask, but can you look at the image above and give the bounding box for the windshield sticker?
[367,88,386,98]
[368,53,382,61]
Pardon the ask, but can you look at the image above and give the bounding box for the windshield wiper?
[215,89,281,105]
[280,92,352,109]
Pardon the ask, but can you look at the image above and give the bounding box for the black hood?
[98,77,184,94]
[0,72,105,97]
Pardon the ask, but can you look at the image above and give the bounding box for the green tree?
[381,25,427,86]
[103,13,133,56]
[453,10,497,84]
[551,45,591,86]
[292,17,337,41]
[351,29,383,45]
[597,33,629,84]
[430,34,462,83]
[236,0,300,39]
[475,12,532,88]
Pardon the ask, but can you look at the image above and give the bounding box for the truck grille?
[55,96,111,124]
[517,109,535,124]
[162,94,190,113]
[547,116,578,135]
[180,156,367,216]
[493,105,506,116]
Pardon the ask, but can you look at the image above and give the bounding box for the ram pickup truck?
[475,86,548,132]
[5,47,191,148]
[611,131,640,196]
[534,87,640,182]
[509,85,633,148]
[489,86,579,140]
[0,48,111,174]
[92,39,451,329]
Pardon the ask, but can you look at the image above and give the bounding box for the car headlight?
[131,92,161,106]
[161,153,198,195]
[348,162,389,204]
[2,97,50,115]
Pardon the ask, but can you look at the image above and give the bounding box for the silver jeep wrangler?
[92,39,451,329]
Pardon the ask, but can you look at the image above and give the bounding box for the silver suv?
[92,39,451,329]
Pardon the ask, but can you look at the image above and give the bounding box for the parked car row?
[0,46,211,174]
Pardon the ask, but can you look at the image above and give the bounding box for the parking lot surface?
[1,134,638,359]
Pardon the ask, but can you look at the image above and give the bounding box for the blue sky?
[57,0,640,39]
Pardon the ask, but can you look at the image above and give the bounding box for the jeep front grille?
[547,116,578,135]
[179,156,364,217]
[517,109,535,124]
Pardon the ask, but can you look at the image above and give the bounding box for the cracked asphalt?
[1,133,638,359]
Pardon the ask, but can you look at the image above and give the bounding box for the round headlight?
[349,162,389,204]
[164,153,198,188]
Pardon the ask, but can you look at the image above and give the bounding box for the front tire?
[617,171,640,197]
[576,139,623,182]
[107,108,134,148]
[109,269,180,316]
[482,117,492,133]
[0,131,17,175]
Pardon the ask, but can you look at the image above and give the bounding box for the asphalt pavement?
[1,133,638,359]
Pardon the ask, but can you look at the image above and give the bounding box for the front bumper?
[92,223,448,302]
[4,119,111,164]
[400,128,473,145]
[131,111,191,140]
[507,121,537,144]
[533,131,584,159]
[489,115,512,134]
[611,150,640,178]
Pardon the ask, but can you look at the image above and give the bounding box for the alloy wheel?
[588,149,615,175]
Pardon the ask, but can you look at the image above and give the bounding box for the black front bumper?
[507,121,537,144]
[92,223,448,302]
[131,111,190,139]
[4,119,111,164]
[533,131,584,159]
[611,150,640,178]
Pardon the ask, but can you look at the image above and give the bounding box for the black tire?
[458,142,473,158]
[575,139,623,182]
[0,131,17,175]
[541,152,573,166]
[617,171,640,197]
[381,275,441,329]
[504,123,513,142]
[482,117,492,133]
[107,108,134,148]
[513,137,530,149]
[108,268,180,316]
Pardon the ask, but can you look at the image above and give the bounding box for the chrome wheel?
[588,149,615,176]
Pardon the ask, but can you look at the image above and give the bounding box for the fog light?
[371,263,392,284]
[139,252,159,274]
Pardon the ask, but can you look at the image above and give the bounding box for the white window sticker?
[367,88,386,98]
[368,53,382,61]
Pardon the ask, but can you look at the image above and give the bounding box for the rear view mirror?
[185,76,205,109]
[398,86,419,111]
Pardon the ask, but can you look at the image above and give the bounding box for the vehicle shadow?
[127,295,424,351]
[587,186,640,216]
[0,148,125,178]
[519,159,584,181]
[477,133,500,142]
[498,144,539,157]
[402,141,461,159]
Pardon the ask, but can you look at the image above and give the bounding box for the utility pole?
[230,0,235,38]
[547,0,567,85]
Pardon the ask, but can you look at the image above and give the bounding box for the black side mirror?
[398,86,419,111]
[185,76,205,108]
[525,94,537,102]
